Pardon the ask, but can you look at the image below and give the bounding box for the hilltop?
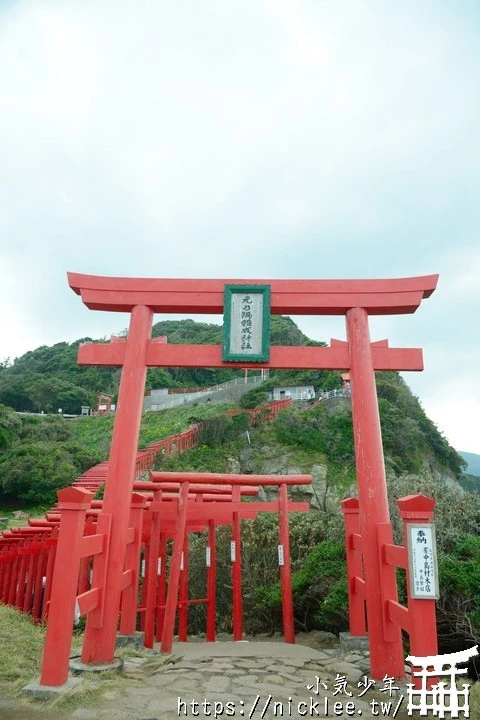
[0,313,466,510]
[0,316,330,415]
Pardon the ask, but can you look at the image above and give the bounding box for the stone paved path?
[70,639,410,720]
[0,638,411,720]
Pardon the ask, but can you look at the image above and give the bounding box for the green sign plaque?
[223,284,271,362]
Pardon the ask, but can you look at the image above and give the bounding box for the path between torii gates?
[1,636,411,720]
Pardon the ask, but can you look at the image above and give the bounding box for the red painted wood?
[377,522,404,644]
[53,271,439,680]
[40,488,92,686]
[397,495,438,679]
[144,491,161,649]
[340,499,366,636]
[77,289,429,315]
[23,550,37,612]
[77,341,424,372]
[231,486,243,641]
[137,481,259,495]
[206,520,216,642]
[155,533,167,642]
[279,484,295,643]
[119,494,147,636]
[82,304,153,664]
[149,472,312,486]
[68,272,438,295]
[178,534,189,642]
[68,273,438,314]
[161,482,189,653]
[346,307,405,680]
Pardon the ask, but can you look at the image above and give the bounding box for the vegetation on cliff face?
[0,407,101,505]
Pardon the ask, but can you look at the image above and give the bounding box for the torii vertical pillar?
[346,307,404,679]
[231,485,243,641]
[82,305,153,663]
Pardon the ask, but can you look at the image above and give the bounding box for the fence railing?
[145,374,264,411]
[0,398,293,639]
[309,387,351,408]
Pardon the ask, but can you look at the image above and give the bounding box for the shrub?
[238,387,269,409]
[196,414,249,448]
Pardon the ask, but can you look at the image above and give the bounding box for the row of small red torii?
[41,272,440,686]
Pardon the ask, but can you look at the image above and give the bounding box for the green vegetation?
[0,316,328,415]
[0,603,46,697]
[270,373,465,479]
[0,603,151,712]
[0,317,477,665]
[0,409,101,505]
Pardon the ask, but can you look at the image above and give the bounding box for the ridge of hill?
[0,316,467,511]
[0,316,333,415]
[459,451,480,477]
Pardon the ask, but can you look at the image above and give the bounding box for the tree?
[0,404,22,450]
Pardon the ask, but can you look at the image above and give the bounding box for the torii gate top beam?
[68,273,438,316]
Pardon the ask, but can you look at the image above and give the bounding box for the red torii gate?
[66,272,437,681]
[140,472,311,652]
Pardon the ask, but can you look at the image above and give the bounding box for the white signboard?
[206,547,211,568]
[278,544,285,566]
[230,540,236,562]
[406,524,439,599]
[180,552,184,571]
[157,557,162,575]
[223,284,270,362]
[229,293,264,356]
[141,559,146,578]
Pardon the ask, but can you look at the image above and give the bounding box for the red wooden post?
[0,553,6,600]
[32,546,47,621]
[178,533,189,642]
[119,493,147,636]
[161,481,189,654]
[397,495,438,660]
[82,304,153,664]
[156,532,167,642]
[144,493,161,649]
[41,537,58,620]
[77,556,90,596]
[40,487,92,687]
[7,550,19,605]
[23,546,38,613]
[15,547,28,609]
[340,498,366,636]
[206,520,216,642]
[278,483,295,643]
[231,485,243,641]
[346,307,404,679]
[1,550,13,604]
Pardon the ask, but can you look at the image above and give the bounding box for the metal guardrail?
[309,387,351,408]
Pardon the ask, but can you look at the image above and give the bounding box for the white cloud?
[0,0,479,452]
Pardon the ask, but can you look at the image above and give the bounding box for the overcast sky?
[0,1,478,455]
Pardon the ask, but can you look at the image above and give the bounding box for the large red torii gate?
[67,272,438,680]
